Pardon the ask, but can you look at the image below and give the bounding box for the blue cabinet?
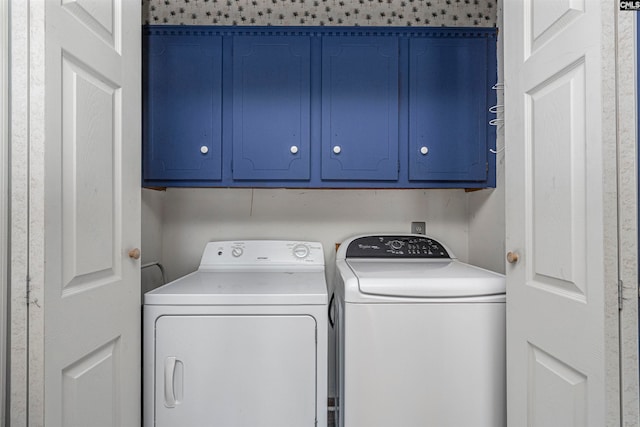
[142,26,497,189]
[321,37,399,181]
[143,31,223,183]
[232,36,311,181]
[409,37,490,182]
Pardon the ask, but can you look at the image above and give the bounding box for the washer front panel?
[341,301,506,427]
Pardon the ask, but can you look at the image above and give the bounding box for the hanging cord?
[142,261,167,285]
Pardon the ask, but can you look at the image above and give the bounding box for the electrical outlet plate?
[411,221,426,235]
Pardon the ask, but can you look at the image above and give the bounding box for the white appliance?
[333,234,505,427]
[143,240,328,427]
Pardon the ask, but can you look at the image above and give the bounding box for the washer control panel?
[346,235,449,259]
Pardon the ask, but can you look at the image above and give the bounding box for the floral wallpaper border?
[142,0,497,27]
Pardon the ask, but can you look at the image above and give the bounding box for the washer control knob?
[231,247,243,258]
[390,240,404,250]
[292,244,310,259]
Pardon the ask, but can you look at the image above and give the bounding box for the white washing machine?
[333,234,505,427]
[143,240,328,427]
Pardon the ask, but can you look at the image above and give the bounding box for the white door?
[42,0,141,425]
[504,1,619,426]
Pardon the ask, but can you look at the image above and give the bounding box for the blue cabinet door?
[142,26,496,188]
[321,36,399,181]
[232,36,311,181]
[143,34,223,182]
[408,37,488,182]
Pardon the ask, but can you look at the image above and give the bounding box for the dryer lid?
[346,259,505,298]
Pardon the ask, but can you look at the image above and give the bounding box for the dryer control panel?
[199,240,325,270]
[345,235,449,258]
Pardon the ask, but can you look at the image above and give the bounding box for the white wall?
[615,11,639,424]
[141,189,166,296]
[468,177,505,274]
[156,188,470,284]
[141,189,164,266]
[8,0,36,422]
[0,0,8,423]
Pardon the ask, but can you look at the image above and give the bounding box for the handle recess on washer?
[164,357,184,408]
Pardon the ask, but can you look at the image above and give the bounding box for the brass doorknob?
[128,248,141,260]
[507,251,519,264]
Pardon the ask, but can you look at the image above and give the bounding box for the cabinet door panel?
[143,35,223,181]
[232,36,311,181]
[409,38,488,182]
[321,37,399,181]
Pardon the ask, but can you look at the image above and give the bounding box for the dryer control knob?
[231,247,244,258]
[292,244,310,259]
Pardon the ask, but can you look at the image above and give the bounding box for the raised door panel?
[505,0,613,425]
[154,315,317,427]
[143,34,223,182]
[43,0,141,425]
[232,36,311,181]
[321,36,399,181]
[408,37,488,182]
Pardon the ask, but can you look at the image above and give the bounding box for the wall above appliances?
[142,0,498,27]
[143,26,498,189]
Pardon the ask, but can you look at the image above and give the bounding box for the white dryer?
[143,240,328,427]
[333,234,505,427]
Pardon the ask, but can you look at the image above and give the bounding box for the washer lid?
[144,271,328,306]
[346,259,505,298]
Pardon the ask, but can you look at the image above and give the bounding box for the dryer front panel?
[154,315,317,427]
